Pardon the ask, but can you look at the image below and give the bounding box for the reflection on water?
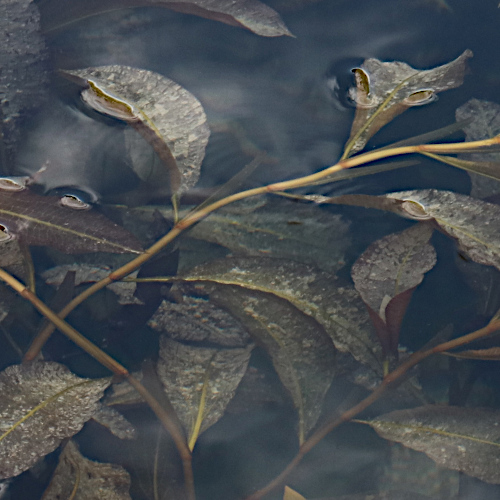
[2,0,500,499]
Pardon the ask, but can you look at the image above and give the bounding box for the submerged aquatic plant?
[1,1,500,500]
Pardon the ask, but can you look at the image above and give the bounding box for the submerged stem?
[244,317,500,499]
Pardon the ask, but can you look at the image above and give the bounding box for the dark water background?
[4,0,500,499]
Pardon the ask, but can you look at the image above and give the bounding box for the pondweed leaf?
[0,0,49,169]
[177,197,351,273]
[178,257,382,377]
[92,405,136,440]
[0,189,142,254]
[43,264,142,305]
[64,65,210,197]
[149,289,251,347]
[351,224,437,357]
[157,336,253,449]
[0,362,110,479]
[42,0,291,37]
[315,189,500,272]
[41,440,132,500]
[456,98,500,198]
[386,190,500,271]
[199,282,336,442]
[360,405,500,484]
[343,50,472,157]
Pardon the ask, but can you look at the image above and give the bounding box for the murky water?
[1,0,500,499]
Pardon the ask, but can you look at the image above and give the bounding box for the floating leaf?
[351,224,437,356]
[361,405,500,484]
[0,0,49,169]
[157,336,253,449]
[0,362,110,479]
[343,50,472,157]
[385,190,500,271]
[63,65,210,197]
[456,98,500,198]
[43,264,142,305]
[42,440,132,500]
[0,189,142,254]
[197,282,336,442]
[43,0,291,37]
[178,257,382,377]
[149,291,251,347]
[284,485,307,500]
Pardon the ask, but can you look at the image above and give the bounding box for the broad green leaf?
[386,190,500,271]
[198,282,336,442]
[178,257,382,377]
[0,362,110,479]
[157,336,253,449]
[41,440,132,500]
[0,189,142,254]
[42,0,292,37]
[351,224,437,356]
[343,50,472,157]
[64,65,210,197]
[0,0,49,169]
[456,98,500,198]
[360,405,500,484]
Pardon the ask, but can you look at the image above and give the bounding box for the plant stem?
[23,135,500,362]
[0,267,196,500]
[244,316,500,499]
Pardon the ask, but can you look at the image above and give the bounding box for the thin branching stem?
[23,135,500,362]
[0,267,196,500]
[244,316,500,500]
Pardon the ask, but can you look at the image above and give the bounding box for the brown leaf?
[361,405,500,484]
[178,257,382,378]
[0,189,142,254]
[43,0,292,37]
[41,440,132,500]
[64,65,210,196]
[43,264,142,305]
[351,224,437,355]
[386,190,500,271]
[149,290,251,347]
[157,337,253,448]
[197,282,336,442]
[0,0,49,168]
[92,405,136,439]
[456,98,500,199]
[0,362,111,479]
[343,50,472,157]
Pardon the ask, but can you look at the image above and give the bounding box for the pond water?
[1,0,500,499]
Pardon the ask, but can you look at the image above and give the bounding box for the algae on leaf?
[0,362,111,479]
